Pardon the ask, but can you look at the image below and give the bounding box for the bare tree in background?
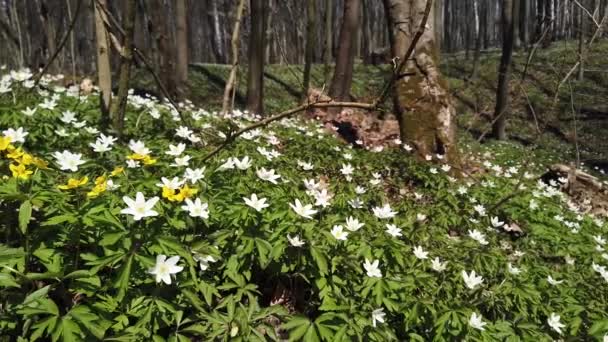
[385,0,459,163]
[329,0,361,102]
[492,0,516,140]
[152,0,177,99]
[222,0,246,115]
[302,0,316,100]
[110,0,137,137]
[246,0,266,115]
[94,0,112,124]
[324,0,333,85]
[176,0,189,98]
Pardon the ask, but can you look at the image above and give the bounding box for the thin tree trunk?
[385,0,459,163]
[10,1,24,67]
[221,0,246,114]
[94,0,112,125]
[246,0,266,115]
[324,0,333,85]
[471,0,486,79]
[152,0,177,99]
[109,0,136,137]
[302,0,316,100]
[176,0,188,97]
[521,0,530,48]
[66,0,77,79]
[265,0,274,64]
[209,0,225,63]
[513,0,521,49]
[329,0,361,101]
[492,0,516,140]
[577,1,585,81]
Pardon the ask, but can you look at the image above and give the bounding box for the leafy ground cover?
[0,61,608,341]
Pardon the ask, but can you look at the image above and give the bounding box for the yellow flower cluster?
[127,153,157,165]
[1,136,47,180]
[87,167,124,198]
[58,176,89,190]
[87,175,107,198]
[162,184,197,202]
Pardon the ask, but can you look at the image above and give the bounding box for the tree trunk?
[513,0,521,49]
[386,0,459,163]
[109,0,136,137]
[471,0,485,79]
[176,0,188,97]
[492,0,516,140]
[152,0,177,99]
[329,0,361,101]
[521,0,529,48]
[246,0,266,115]
[94,0,112,125]
[577,0,585,81]
[324,0,333,85]
[64,0,76,78]
[302,0,316,100]
[208,0,225,63]
[221,0,246,115]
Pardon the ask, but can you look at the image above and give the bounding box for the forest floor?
[134,40,608,174]
[2,41,608,340]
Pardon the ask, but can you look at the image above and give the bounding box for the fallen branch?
[200,101,375,163]
[550,163,603,190]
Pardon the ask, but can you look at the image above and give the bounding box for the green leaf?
[0,273,20,288]
[310,246,328,275]
[114,254,134,301]
[254,238,272,269]
[99,231,127,246]
[18,200,32,234]
[41,214,78,226]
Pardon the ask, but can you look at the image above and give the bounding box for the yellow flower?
[142,155,157,165]
[111,167,124,176]
[58,176,89,190]
[9,163,33,180]
[0,136,11,151]
[6,147,24,160]
[20,153,34,166]
[31,157,49,169]
[162,186,178,201]
[87,176,107,198]
[94,175,107,185]
[176,184,197,201]
[127,153,146,161]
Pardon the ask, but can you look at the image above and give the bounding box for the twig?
[33,0,83,87]
[372,0,433,108]
[200,101,375,163]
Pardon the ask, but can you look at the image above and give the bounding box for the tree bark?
[221,0,246,115]
[577,0,585,81]
[152,0,177,99]
[324,0,333,85]
[302,0,316,100]
[513,0,522,49]
[329,0,361,101]
[246,0,266,115]
[386,0,459,163]
[66,0,77,78]
[492,0,516,140]
[109,0,136,137]
[176,0,189,98]
[208,0,225,63]
[94,0,112,125]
